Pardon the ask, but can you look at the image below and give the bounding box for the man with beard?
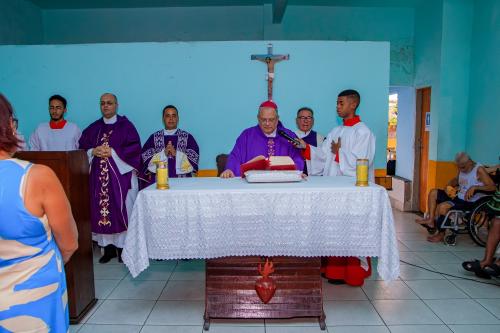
[29,95,81,151]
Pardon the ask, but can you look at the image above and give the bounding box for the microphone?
[277,130,303,148]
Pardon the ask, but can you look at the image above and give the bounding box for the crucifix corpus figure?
[251,43,289,101]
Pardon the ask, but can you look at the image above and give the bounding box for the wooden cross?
[251,43,289,101]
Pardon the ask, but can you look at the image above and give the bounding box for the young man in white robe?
[29,95,81,151]
[297,89,376,286]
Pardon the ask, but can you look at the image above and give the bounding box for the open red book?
[240,155,296,177]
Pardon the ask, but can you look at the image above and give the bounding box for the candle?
[356,159,369,187]
[156,161,169,190]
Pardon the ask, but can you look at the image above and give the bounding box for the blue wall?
[437,0,473,161]
[0,41,390,170]
[413,0,443,162]
[0,0,43,44]
[466,0,500,165]
[41,4,413,86]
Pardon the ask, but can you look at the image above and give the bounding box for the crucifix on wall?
[251,43,289,101]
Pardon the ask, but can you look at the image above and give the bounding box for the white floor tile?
[140,326,202,333]
[265,317,318,326]
[450,280,500,298]
[424,299,499,324]
[93,264,129,280]
[159,280,205,300]
[94,279,120,299]
[145,300,205,325]
[170,260,206,281]
[398,252,428,266]
[448,324,500,333]
[328,326,389,333]
[405,280,470,299]
[323,301,384,326]
[371,300,442,325]
[362,280,418,300]
[398,264,446,280]
[388,325,452,333]
[322,282,368,300]
[267,327,330,333]
[208,326,265,333]
[125,263,175,281]
[399,241,450,252]
[476,298,500,319]
[87,300,155,325]
[417,252,463,264]
[78,324,142,333]
[69,324,82,333]
[108,279,166,300]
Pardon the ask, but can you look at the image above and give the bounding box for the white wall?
[390,86,416,180]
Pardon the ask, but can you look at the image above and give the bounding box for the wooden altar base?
[204,256,325,330]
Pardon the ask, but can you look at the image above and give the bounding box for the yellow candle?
[356,159,369,187]
[156,162,169,190]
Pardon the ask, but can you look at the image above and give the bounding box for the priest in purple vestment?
[294,107,325,175]
[79,93,142,263]
[220,101,304,178]
[140,105,199,188]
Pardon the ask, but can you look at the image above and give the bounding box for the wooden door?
[417,88,431,212]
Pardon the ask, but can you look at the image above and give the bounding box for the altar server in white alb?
[299,89,376,181]
[297,89,376,287]
[29,95,81,151]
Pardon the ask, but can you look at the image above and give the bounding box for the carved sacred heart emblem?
[255,259,277,304]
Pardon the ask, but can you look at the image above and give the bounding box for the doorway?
[414,87,431,213]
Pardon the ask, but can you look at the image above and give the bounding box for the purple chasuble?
[226,123,304,177]
[79,115,141,234]
[140,129,200,188]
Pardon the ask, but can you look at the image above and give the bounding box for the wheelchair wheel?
[444,234,456,246]
[468,200,491,247]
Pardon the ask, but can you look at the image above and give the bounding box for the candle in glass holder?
[156,161,169,190]
[356,158,369,187]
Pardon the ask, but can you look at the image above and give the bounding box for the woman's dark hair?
[0,94,21,153]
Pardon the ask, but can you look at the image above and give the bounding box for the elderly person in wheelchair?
[415,152,496,243]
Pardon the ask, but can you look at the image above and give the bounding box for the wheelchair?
[439,167,499,246]
[439,195,493,246]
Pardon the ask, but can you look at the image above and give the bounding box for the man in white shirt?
[29,95,81,151]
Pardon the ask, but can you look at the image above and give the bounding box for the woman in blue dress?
[0,94,79,333]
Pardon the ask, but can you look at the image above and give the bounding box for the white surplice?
[308,122,376,182]
[29,122,81,151]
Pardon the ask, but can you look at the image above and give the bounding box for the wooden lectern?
[15,150,97,324]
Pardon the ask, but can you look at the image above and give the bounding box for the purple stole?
[79,115,141,234]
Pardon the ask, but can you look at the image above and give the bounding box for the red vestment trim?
[49,120,67,129]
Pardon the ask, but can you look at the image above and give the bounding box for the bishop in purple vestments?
[221,101,304,178]
[79,93,141,263]
[140,105,199,188]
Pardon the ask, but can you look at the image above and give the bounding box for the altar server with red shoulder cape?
[298,89,375,286]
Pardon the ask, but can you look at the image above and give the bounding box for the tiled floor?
[70,210,500,333]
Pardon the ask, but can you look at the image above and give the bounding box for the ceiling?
[27,0,424,10]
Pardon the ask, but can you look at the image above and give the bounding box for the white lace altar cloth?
[123,176,399,280]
